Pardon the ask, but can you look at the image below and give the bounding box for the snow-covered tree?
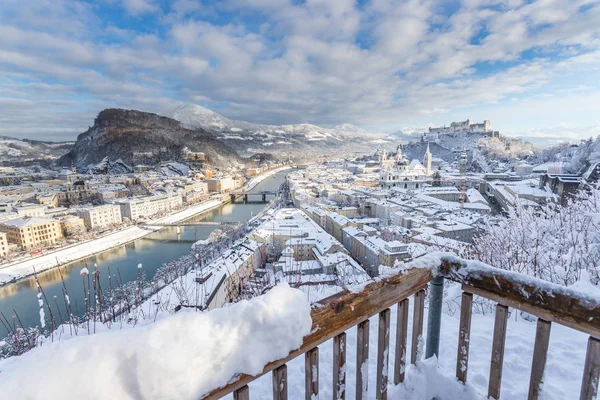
[472,187,600,285]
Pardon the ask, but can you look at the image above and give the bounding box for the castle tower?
[459,149,468,174]
[423,142,432,175]
[70,161,76,174]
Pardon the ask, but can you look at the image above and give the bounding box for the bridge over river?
[142,221,241,227]
[229,190,278,204]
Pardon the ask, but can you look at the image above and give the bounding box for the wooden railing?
[200,256,600,400]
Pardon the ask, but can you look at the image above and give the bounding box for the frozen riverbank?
[0,199,223,285]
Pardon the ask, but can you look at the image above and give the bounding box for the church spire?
[424,141,432,175]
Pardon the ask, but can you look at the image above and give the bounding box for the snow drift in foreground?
[0,284,312,400]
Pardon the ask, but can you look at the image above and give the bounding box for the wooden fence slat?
[233,385,249,400]
[273,364,287,400]
[394,299,409,384]
[305,347,319,400]
[528,319,551,400]
[356,320,370,400]
[376,309,391,400]
[488,304,509,400]
[411,290,425,364]
[456,292,473,383]
[333,333,346,400]
[580,337,600,400]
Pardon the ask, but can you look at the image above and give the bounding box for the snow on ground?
[0,284,312,400]
[236,284,589,400]
[0,200,223,284]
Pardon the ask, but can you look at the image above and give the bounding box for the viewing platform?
[202,255,600,400]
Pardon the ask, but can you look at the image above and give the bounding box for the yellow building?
[60,216,87,235]
[0,217,63,249]
[0,232,8,258]
[36,193,59,208]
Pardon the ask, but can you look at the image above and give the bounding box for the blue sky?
[1,0,599,143]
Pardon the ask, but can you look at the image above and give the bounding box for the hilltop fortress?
[424,119,501,141]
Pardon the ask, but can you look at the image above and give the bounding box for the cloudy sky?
[1,0,599,143]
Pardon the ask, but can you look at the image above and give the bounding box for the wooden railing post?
[273,364,287,400]
[580,337,600,400]
[456,292,473,383]
[488,304,509,400]
[333,333,347,400]
[376,309,391,400]
[356,320,370,400]
[528,319,551,400]
[305,347,319,400]
[233,385,250,400]
[411,290,425,364]
[394,298,409,384]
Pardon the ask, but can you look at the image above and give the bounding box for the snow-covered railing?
[200,255,600,400]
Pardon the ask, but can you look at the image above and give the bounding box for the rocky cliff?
[59,109,241,171]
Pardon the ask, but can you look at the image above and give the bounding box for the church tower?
[395,144,403,162]
[459,149,468,174]
[423,142,432,175]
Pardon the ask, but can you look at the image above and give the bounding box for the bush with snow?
[472,186,600,286]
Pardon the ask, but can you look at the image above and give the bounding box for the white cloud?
[0,0,599,141]
[122,0,157,16]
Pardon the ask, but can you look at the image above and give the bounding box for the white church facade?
[379,143,433,189]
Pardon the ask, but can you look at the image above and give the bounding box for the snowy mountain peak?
[334,123,368,134]
[166,104,232,130]
[163,103,388,158]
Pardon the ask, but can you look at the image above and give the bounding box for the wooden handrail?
[439,258,600,338]
[201,266,433,399]
[200,255,600,399]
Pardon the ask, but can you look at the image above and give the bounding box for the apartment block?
[206,176,235,193]
[77,204,123,230]
[0,217,63,249]
[0,232,8,257]
[117,193,182,221]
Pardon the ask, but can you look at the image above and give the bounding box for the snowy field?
[0,200,222,284]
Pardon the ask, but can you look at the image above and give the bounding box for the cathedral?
[378,143,433,189]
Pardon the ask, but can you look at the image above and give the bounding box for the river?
[0,171,287,336]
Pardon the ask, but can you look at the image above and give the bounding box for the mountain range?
[163,104,390,158]
[0,136,74,167]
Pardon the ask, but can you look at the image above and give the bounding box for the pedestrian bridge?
[230,190,278,204]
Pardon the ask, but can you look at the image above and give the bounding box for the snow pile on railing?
[0,284,312,400]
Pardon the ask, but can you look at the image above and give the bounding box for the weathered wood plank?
[233,385,249,400]
[439,259,600,339]
[305,347,319,400]
[580,337,600,400]
[528,319,551,400]
[456,292,473,384]
[411,290,425,364]
[488,304,509,400]
[394,298,409,384]
[356,320,370,400]
[201,267,431,399]
[333,333,346,400]
[273,364,287,400]
[376,309,391,400]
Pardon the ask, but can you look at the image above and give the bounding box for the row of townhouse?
[116,193,183,221]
